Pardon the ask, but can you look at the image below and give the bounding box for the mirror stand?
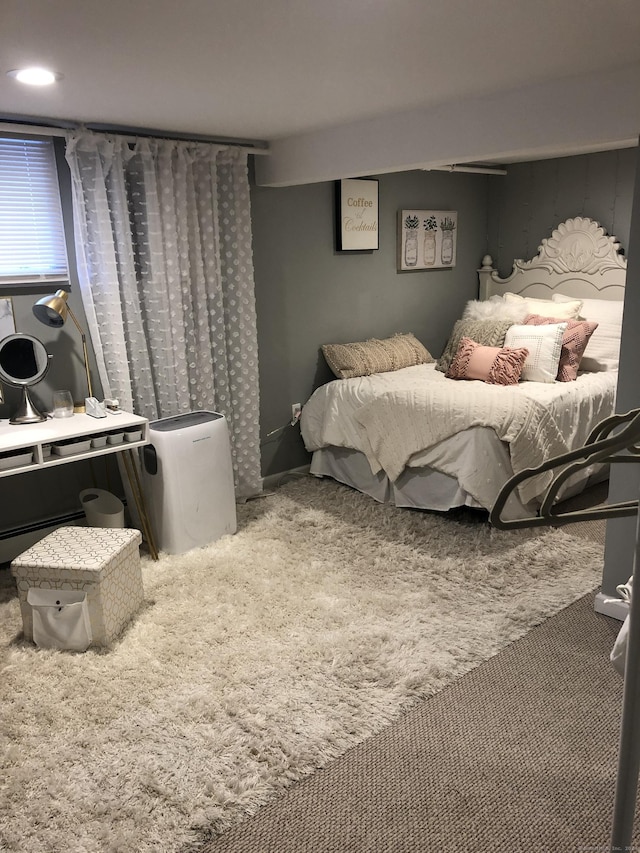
[10,386,47,425]
[0,333,52,426]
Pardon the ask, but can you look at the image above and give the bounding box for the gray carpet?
[191,480,633,853]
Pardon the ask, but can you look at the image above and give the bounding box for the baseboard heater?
[0,510,86,542]
[0,500,127,565]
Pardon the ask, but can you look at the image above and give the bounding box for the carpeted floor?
[194,591,627,853]
[0,477,622,852]
[191,479,632,853]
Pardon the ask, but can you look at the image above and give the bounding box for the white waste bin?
[142,411,237,554]
[79,488,125,528]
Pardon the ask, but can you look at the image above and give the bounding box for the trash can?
[79,488,125,528]
[142,411,237,554]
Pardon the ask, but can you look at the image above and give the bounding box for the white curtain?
[65,131,261,497]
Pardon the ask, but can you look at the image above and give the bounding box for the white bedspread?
[300,364,617,507]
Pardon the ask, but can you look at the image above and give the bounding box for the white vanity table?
[0,410,148,474]
[0,411,159,559]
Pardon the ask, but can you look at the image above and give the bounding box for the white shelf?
[0,411,149,478]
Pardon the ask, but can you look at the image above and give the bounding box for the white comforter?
[300,364,617,506]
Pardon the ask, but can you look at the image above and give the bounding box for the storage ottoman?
[11,526,143,647]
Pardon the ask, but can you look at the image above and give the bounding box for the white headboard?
[478,217,627,302]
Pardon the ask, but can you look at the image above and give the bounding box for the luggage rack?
[490,407,640,850]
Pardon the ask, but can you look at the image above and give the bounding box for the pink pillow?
[445,336,529,385]
[524,314,599,381]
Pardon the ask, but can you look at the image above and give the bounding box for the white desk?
[0,411,158,559]
[0,411,148,475]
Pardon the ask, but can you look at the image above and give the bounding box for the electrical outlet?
[291,403,302,425]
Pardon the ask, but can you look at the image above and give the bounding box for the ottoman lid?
[11,527,142,576]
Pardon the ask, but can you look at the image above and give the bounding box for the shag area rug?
[0,477,605,853]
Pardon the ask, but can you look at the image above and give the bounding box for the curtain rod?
[0,120,270,155]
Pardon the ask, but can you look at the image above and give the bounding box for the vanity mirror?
[0,333,52,424]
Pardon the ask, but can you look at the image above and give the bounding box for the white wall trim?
[594,591,629,622]
[261,465,311,492]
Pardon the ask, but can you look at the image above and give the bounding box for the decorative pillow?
[445,337,529,385]
[503,322,567,382]
[504,292,582,319]
[321,332,433,379]
[524,314,598,381]
[436,318,514,373]
[552,295,623,371]
[462,295,529,323]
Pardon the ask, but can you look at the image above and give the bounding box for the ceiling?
[2,0,639,185]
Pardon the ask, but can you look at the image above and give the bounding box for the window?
[0,136,69,285]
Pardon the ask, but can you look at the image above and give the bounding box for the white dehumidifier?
[142,411,237,554]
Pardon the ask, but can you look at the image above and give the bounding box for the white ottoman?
[11,526,143,647]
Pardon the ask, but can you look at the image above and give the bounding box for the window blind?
[0,136,69,283]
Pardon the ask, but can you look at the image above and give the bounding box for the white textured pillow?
[503,322,567,382]
[462,295,529,322]
[504,292,582,319]
[552,294,623,371]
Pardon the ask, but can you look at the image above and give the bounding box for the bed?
[300,217,627,520]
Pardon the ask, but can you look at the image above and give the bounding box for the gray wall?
[251,169,491,477]
[487,148,637,275]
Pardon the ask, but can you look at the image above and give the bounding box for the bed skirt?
[309,445,608,519]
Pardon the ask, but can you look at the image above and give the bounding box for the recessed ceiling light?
[7,67,62,86]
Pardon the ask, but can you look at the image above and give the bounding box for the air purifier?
[142,411,237,554]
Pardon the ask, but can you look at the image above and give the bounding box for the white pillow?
[503,322,567,383]
[552,295,623,371]
[504,292,583,319]
[462,295,529,322]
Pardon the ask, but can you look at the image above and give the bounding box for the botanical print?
[398,210,457,270]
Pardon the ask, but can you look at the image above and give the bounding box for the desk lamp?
[32,289,93,412]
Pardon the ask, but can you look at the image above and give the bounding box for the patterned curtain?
[65,131,261,497]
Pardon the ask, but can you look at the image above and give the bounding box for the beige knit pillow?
[436,318,515,373]
[322,333,433,379]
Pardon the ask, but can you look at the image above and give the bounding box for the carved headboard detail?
[478,217,627,302]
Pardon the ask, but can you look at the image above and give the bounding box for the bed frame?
[478,216,626,301]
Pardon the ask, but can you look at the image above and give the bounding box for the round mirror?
[0,333,51,424]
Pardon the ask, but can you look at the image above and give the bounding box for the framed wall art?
[398,209,457,271]
[335,178,379,251]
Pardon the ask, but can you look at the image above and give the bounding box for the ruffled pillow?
[524,314,598,381]
[445,337,529,385]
